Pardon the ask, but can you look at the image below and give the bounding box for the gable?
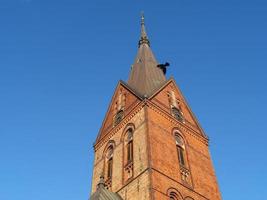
[149,79,207,137]
[95,81,142,144]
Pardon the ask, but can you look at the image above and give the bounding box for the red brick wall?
[91,80,221,200]
[146,103,221,200]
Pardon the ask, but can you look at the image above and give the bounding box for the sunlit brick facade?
[90,15,221,200]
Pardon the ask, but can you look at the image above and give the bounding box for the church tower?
[90,15,222,200]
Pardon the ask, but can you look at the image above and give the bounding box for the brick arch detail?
[120,123,135,142]
[102,140,116,159]
[167,188,183,200]
[172,127,188,146]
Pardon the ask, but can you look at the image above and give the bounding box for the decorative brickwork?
[89,15,221,200]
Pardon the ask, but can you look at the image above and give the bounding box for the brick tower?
[90,15,222,200]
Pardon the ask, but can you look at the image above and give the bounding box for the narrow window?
[126,128,133,163]
[174,133,192,185]
[124,127,134,182]
[175,135,186,166]
[177,146,185,166]
[172,107,183,122]
[106,147,113,180]
[107,157,113,179]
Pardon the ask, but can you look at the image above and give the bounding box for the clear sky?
[0,0,267,200]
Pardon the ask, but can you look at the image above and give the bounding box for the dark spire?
[138,12,150,47]
[128,13,166,97]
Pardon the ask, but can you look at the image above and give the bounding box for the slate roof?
[89,177,122,200]
[127,14,166,97]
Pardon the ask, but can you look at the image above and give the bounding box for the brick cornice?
[151,167,210,200]
[94,81,143,145]
[152,98,200,131]
[94,101,146,151]
[94,98,209,151]
[145,100,209,145]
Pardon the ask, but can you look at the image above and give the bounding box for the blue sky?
[0,0,267,199]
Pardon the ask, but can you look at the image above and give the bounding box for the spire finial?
[139,12,150,47]
[141,11,145,25]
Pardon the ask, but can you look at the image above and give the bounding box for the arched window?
[103,141,115,189]
[106,146,113,180]
[126,128,133,163]
[172,107,183,122]
[114,110,124,126]
[123,126,134,182]
[175,134,186,166]
[174,133,192,185]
